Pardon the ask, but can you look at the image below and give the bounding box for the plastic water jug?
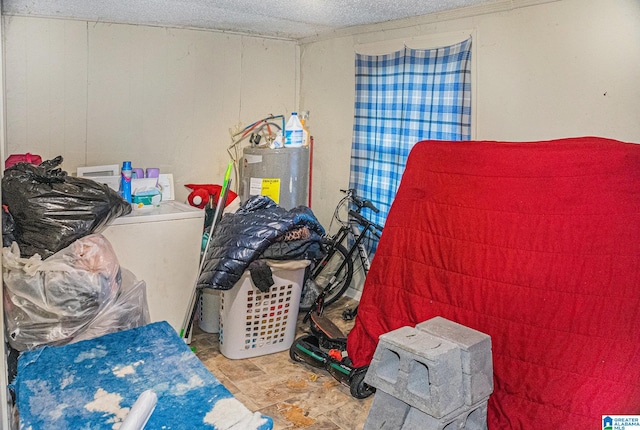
[284,112,304,147]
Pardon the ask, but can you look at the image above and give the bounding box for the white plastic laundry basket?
[219,260,309,359]
[198,289,220,334]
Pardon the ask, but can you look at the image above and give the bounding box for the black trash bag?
[2,205,17,247]
[2,156,132,258]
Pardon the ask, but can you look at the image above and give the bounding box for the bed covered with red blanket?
[347,137,640,429]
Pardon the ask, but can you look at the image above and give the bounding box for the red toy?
[184,184,238,209]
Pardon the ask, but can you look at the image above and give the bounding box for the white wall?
[299,0,640,227]
[3,17,298,203]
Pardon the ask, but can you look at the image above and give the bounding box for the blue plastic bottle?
[120,161,133,203]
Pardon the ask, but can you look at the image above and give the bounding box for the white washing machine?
[102,201,204,333]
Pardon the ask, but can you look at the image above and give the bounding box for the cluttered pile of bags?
[1,156,149,352]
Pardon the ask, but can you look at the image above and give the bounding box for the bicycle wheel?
[300,239,353,312]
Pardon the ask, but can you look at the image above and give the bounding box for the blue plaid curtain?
[349,37,472,228]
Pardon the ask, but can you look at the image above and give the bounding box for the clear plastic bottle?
[299,111,310,147]
[120,161,132,203]
[284,112,304,147]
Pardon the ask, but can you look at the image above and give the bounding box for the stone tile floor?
[190,296,373,429]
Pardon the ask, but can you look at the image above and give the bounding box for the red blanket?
[347,137,640,429]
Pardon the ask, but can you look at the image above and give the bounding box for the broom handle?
[180,162,233,340]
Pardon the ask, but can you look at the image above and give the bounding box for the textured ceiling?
[1,0,496,40]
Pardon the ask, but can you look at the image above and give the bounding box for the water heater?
[240,146,310,209]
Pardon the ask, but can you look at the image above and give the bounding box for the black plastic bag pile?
[1,156,148,353]
[2,156,131,259]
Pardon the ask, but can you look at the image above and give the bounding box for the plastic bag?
[2,206,16,247]
[2,234,148,351]
[2,156,132,259]
[71,268,150,344]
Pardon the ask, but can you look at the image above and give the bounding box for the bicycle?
[299,189,384,319]
[290,189,383,399]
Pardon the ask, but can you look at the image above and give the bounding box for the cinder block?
[363,389,411,430]
[401,397,490,430]
[415,317,492,376]
[364,326,464,418]
[416,317,494,405]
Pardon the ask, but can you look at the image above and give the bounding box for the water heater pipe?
[308,136,313,208]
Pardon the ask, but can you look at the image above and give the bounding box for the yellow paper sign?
[260,178,281,204]
[249,177,281,203]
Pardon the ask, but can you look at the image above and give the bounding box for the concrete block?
[401,397,489,430]
[363,389,411,430]
[415,317,492,374]
[416,317,494,405]
[364,326,464,418]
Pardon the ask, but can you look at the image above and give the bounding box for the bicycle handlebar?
[349,209,384,232]
[340,188,380,213]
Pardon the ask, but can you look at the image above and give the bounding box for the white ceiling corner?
[1,0,500,40]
